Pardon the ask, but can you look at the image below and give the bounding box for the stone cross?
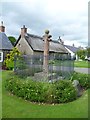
[43,30,52,74]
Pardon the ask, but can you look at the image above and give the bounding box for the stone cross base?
[34,72,64,82]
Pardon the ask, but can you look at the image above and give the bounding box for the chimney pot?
[21,25,27,38]
[0,21,5,32]
[72,44,75,47]
[58,36,64,45]
[1,21,3,26]
[23,25,25,28]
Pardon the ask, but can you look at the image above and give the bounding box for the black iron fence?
[14,55,74,82]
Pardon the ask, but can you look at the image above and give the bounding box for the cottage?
[64,44,79,60]
[0,21,13,63]
[15,25,69,58]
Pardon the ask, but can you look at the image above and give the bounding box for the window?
[0,52,3,62]
[18,43,21,47]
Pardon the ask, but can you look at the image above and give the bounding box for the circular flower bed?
[5,72,77,104]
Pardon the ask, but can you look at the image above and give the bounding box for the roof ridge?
[26,33,43,39]
[64,44,78,48]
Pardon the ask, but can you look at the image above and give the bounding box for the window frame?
[0,51,3,62]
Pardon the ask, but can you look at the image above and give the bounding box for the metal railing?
[14,55,74,82]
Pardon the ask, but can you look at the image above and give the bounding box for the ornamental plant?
[4,47,21,70]
[70,72,90,89]
[5,72,77,104]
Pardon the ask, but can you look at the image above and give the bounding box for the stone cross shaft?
[43,30,52,74]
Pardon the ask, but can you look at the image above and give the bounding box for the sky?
[0,0,89,47]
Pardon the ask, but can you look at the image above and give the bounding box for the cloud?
[0,0,88,47]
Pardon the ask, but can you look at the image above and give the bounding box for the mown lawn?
[0,70,2,119]
[74,61,90,68]
[50,60,90,68]
[2,71,88,118]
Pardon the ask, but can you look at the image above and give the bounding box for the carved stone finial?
[45,29,49,34]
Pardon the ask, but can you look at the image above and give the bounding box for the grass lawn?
[74,61,90,68]
[50,60,90,68]
[49,60,74,67]
[0,71,2,119]
[1,71,88,118]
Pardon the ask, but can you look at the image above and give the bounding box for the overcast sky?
[0,0,89,47]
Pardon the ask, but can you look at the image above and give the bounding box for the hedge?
[71,72,90,89]
[5,72,77,104]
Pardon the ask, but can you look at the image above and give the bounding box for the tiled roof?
[64,45,79,53]
[0,32,13,50]
[24,33,69,53]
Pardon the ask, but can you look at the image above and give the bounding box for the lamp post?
[43,30,52,74]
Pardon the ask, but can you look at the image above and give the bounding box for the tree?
[87,47,90,57]
[8,36,16,46]
[76,49,86,60]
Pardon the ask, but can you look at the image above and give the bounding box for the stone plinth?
[34,72,64,82]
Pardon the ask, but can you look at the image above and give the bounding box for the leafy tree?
[8,36,16,46]
[87,47,90,57]
[76,49,86,60]
[4,47,21,70]
[81,55,85,60]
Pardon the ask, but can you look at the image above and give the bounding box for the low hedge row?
[5,73,77,104]
[71,72,90,89]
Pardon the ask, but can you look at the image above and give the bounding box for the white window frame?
[0,51,3,62]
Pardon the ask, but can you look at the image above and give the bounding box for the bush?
[54,80,77,103]
[15,68,42,78]
[5,72,77,104]
[49,60,55,64]
[15,56,27,70]
[4,47,21,70]
[70,72,90,89]
[81,55,85,60]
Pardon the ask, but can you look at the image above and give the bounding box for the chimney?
[58,36,64,45]
[72,43,75,47]
[0,21,5,32]
[21,25,27,38]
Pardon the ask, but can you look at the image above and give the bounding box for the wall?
[16,38,33,55]
[65,47,76,59]
[0,51,3,62]
[0,50,11,62]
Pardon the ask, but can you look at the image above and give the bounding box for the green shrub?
[5,72,77,104]
[4,47,21,70]
[15,57,27,70]
[71,72,90,89]
[49,60,55,64]
[54,80,77,103]
[80,55,85,60]
[15,68,42,78]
